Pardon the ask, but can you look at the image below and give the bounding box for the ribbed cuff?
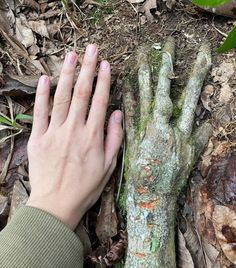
[0,206,83,268]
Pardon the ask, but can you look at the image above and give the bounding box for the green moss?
[171,102,182,120]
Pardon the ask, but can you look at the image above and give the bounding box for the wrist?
[26,196,83,230]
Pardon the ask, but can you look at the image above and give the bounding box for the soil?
[0,0,236,267]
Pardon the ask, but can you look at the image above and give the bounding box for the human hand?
[26,44,123,230]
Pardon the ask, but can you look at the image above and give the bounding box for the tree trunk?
[122,37,212,267]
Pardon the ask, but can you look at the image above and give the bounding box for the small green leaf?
[0,115,13,126]
[15,114,33,121]
[217,26,236,53]
[192,0,230,7]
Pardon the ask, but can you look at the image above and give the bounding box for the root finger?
[154,37,175,126]
[178,43,212,137]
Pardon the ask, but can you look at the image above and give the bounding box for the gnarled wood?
[123,37,212,267]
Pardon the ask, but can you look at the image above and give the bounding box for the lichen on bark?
[122,37,213,267]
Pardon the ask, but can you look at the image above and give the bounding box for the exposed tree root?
[123,37,212,267]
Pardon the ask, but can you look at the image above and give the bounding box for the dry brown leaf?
[164,0,176,9]
[211,62,234,84]
[46,56,64,78]
[179,216,206,267]
[0,137,14,183]
[0,76,37,96]
[7,179,29,222]
[0,28,29,56]
[18,0,39,10]
[219,84,233,104]
[96,178,118,244]
[203,151,236,206]
[16,16,35,48]
[213,205,236,264]
[0,0,15,34]
[140,0,157,21]
[201,85,214,112]
[28,43,40,56]
[177,229,194,268]
[202,239,219,268]
[27,20,49,38]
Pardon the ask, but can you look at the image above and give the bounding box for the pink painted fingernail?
[39,75,49,85]
[114,111,122,123]
[100,60,109,70]
[86,44,97,57]
[65,52,77,64]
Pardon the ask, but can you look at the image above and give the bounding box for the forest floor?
[0,0,236,267]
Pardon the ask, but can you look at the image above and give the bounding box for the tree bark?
[123,37,212,267]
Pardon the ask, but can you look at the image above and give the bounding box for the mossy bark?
[122,38,212,267]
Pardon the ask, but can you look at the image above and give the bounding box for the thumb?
[104,110,123,171]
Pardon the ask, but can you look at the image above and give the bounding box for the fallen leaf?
[164,0,176,9]
[203,151,236,206]
[213,205,236,264]
[177,229,194,268]
[0,194,9,229]
[202,239,219,268]
[89,230,127,266]
[46,55,64,78]
[18,0,39,11]
[27,20,49,38]
[219,84,233,104]
[179,216,206,267]
[96,178,118,243]
[0,76,37,96]
[201,85,214,111]
[0,0,15,34]
[211,62,234,84]
[7,179,29,222]
[140,0,157,22]
[16,16,35,48]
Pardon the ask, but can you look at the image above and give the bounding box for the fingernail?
[39,75,49,86]
[100,60,109,70]
[86,44,97,57]
[114,111,122,123]
[65,52,77,64]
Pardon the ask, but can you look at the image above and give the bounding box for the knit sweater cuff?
[0,206,83,268]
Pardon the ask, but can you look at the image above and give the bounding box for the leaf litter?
[1,0,236,267]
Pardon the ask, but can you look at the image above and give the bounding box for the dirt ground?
[0,0,236,267]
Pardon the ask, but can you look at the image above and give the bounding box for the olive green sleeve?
[0,206,83,268]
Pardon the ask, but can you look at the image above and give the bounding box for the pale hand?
[27,45,123,230]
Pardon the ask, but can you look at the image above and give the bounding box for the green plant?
[0,113,32,128]
[192,0,230,6]
[192,0,236,53]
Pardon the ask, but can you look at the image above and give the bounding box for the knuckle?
[54,94,71,107]
[83,56,94,67]
[113,127,123,140]
[61,66,74,76]
[93,95,109,107]
[73,86,91,102]
[88,127,100,141]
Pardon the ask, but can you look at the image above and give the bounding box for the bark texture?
[123,37,212,267]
